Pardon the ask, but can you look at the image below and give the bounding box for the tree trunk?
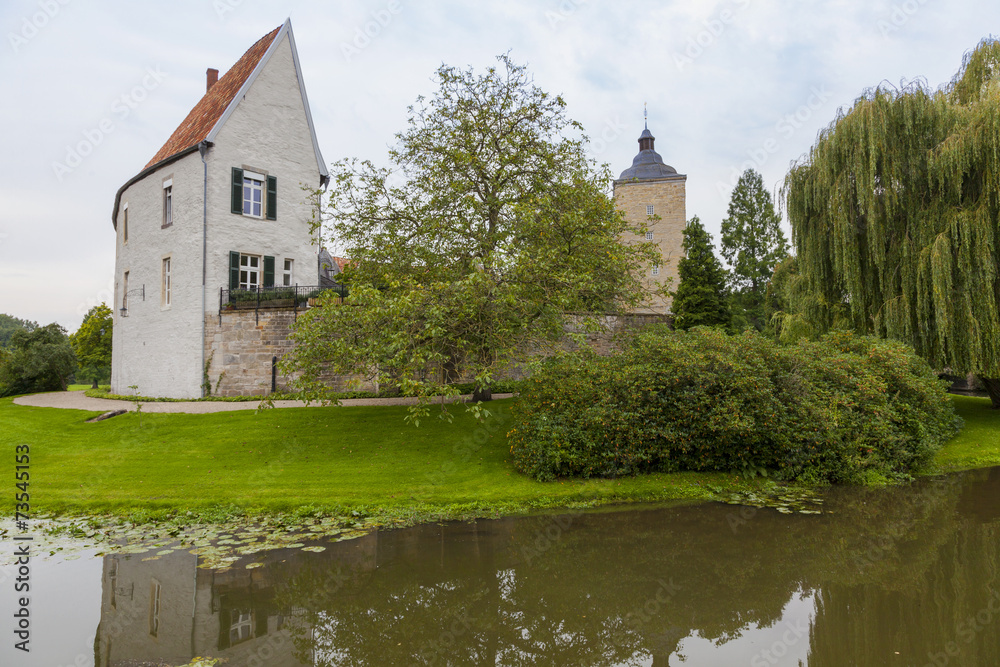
[977,376,1000,409]
[92,379,99,389]
[472,385,492,402]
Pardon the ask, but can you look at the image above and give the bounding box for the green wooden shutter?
[229,251,240,289]
[231,167,244,214]
[266,175,277,220]
[263,255,275,287]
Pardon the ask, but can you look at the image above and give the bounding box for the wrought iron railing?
[219,284,347,324]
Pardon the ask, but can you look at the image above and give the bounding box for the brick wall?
[613,176,687,315]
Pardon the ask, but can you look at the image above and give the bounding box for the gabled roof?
[112,18,328,228]
[143,26,281,169]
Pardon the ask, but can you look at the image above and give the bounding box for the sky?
[1,0,997,331]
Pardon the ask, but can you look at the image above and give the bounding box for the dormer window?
[231,167,277,220]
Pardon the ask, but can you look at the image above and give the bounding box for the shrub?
[508,327,961,483]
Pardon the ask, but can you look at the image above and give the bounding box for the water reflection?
[92,468,1000,666]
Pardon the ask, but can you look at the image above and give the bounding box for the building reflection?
[91,467,1000,666]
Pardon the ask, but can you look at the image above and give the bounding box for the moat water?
[2,467,999,666]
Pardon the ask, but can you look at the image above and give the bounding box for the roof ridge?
[142,24,282,169]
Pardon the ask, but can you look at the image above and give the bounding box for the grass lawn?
[932,394,1000,471]
[1,393,997,522]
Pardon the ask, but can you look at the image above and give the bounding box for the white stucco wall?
[111,31,324,398]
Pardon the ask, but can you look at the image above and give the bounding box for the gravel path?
[13,390,513,414]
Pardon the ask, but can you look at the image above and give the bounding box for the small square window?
[646,205,654,216]
[645,231,654,240]
[651,265,660,276]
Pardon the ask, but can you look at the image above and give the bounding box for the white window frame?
[282,258,293,286]
[163,179,173,227]
[122,203,129,244]
[239,254,261,289]
[646,204,655,216]
[162,256,172,307]
[243,171,265,218]
[149,580,161,637]
[645,231,654,240]
[230,609,253,644]
[122,271,129,312]
[652,265,660,277]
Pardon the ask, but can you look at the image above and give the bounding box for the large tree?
[286,55,660,411]
[0,323,76,396]
[720,168,789,331]
[671,216,731,330]
[0,314,37,349]
[70,303,113,388]
[784,39,1000,407]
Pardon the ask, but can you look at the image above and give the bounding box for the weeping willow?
[784,39,1000,406]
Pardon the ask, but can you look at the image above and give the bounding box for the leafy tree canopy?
[70,303,113,387]
[671,216,731,330]
[285,54,661,416]
[0,323,76,397]
[720,168,789,331]
[0,313,38,349]
[783,38,1000,406]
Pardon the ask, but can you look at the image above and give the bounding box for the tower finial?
[644,102,648,129]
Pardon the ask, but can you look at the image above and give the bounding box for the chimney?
[206,68,219,92]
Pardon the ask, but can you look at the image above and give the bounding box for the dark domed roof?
[618,125,678,180]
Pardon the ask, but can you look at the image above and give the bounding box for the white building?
[111,19,328,398]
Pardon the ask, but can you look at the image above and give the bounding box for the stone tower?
[613,120,686,314]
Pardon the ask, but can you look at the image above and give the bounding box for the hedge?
[508,327,962,483]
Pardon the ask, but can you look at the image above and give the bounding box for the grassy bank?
[1,393,997,522]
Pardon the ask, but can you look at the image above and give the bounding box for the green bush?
[508,327,962,483]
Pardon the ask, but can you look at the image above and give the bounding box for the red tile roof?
[333,256,351,272]
[143,25,281,169]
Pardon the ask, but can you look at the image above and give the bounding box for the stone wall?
[203,309,373,397]
[203,308,672,397]
[613,176,687,315]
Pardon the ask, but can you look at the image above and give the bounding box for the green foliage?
[671,216,732,330]
[69,303,113,386]
[720,168,789,331]
[508,328,961,483]
[285,54,661,412]
[0,323,76,396]
[0,313,38,349]
[783,39,1000,404]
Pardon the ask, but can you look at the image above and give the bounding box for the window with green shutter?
[231,168,243,214]
[266,176,277,220]
[263,256,275,287]
[229,251,240,290]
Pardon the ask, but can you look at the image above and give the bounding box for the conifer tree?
[720,169,789,331]
[672,216,731,330]
[784,39,1000,407]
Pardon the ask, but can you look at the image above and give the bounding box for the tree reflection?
[268,468,1000,666]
